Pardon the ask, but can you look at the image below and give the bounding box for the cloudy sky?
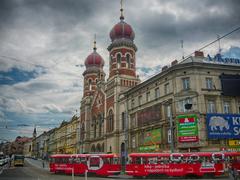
[0,0,240,141]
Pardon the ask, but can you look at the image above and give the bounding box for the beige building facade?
[121,51,240,153]
[23,139,32,157]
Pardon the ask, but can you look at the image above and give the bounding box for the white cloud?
[0,0,240,140]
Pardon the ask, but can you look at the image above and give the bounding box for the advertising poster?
[177,114,199,143]
[139,128,161,152]
[206,114,240,139]
[144,128,161,145]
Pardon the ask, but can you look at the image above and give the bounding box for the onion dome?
[109,1,135,42]
[85,38,104,68]
[110,21,135,42]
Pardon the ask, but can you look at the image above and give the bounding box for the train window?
[142,158,146,164]
[110,158,113,164]
[69,158,74,164]
[82,158,87,165]
[136,157,141,164]
[103,158,110,164]
[89,157,101,168]
[81,157,86,163]
[113,157,119,164]
[201,157,214,167]
[75,158,81,163]
[148,157,157,164]
[187,154,200,163]
[106,158,113,164]
[158,157,169,164]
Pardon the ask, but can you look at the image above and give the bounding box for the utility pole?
[181,40,184,60]
[217,34,221,54]
[78,125,81,154]
[167,105,174,153]
[124,97,129,171]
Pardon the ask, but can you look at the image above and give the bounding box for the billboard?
[137,104,161,127]
[228,140,240,147]
[220,74,240,96]
[177,114,199,143]
[143,128,161,146]
[206,114,240,139]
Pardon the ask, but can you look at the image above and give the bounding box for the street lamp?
[167,105,174,153]
[185,103,192,110]
[124,103,129,171]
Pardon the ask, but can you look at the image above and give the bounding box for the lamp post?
[124,99,129,171]
[167,105,174,153]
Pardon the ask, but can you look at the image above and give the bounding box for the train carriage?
[49,154,73,174]
[126,152,226,177]
[49,153,121,177]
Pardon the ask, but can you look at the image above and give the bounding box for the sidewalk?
[25,158,49,171]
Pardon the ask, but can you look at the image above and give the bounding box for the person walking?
[42,160,45,168]
[229,167,239,180]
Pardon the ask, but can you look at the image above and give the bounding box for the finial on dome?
[120,0,124,20]
[93,34,97,51]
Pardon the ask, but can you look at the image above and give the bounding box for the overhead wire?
[1,26,240,141]
[139,26,240,84]
[182,26,240,61]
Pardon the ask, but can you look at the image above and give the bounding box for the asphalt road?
[0,161,233,180]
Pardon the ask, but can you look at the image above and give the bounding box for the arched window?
[117,54,121,69]
[107,110,114,132]
[126,54,131,68]
[102,143,104,152]
[80,123,85,140]
[96,143,101,152]
[91,145,95,152]
[121,112,125,130]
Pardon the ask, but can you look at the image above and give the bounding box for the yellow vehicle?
[13,154,24,166]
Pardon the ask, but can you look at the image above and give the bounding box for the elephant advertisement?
[206,114,240,139]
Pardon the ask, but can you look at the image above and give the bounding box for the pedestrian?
[229,167,239,180]
[42,160,45,168]
[233,168,239,180]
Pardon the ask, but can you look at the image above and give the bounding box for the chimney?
[162,65,168,71]
[194,51,204,57]
[171,60,178,66]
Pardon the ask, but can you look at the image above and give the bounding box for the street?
[0,158,233,180]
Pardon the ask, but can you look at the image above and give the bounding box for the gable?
[91,89,105,115]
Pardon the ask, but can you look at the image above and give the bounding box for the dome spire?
[93,34,97,51]
[120,0,124,20]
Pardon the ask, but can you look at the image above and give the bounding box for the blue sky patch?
[223,46,240,58]
[0,67,45,85]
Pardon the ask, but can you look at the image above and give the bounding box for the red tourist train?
[126,151,240,177]
[49,152,240,177]
[49,153,121,176]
